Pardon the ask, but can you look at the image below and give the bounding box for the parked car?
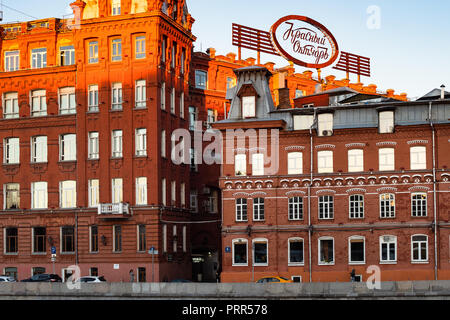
[78,276,106,283]
[21,274,62,282]
[0,276,16,282]
[256,276,293,283]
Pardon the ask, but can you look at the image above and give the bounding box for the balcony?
[97,203,131,219]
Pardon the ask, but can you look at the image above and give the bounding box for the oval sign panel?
[270,15,339,69]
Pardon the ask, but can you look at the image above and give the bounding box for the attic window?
[242,96,256,118]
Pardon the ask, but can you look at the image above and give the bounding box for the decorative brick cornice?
[407,140,429,145]
[346,188,366,194]
[376,141,397,147]
[315,144,336,150]
[345,143,367,149]
[376,187,398,193]
[285,146,305,151]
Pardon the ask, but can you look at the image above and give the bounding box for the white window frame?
[348,236,366,265]
[251,153,264,176]
[349,194,364,219]
[410,146,427,170]
[411,193,427,217]
[111,130,123,158]
[348,149,364,172]
[288,152,303,175]
[379,111,394,133]
[4,183,20,210]
[190,190,198,212]
[59,180,77,209]
[252,238,268,266]
[160,82,166,110]
[180,183,186,207]
[135,128,147,156]
[88,41,99,64]
[31,48,47,69]
[380,235,397,264]
[111,38,122,61]
[135,36,146,59]
[31,182,48,209]
[59,87,76,115]
[253,197,265,221]
[161,130,166,158]
[242,96,256,118]
[59,134,76,161]
[88,179,99,208]
[317,150,333,173]
[111,83,123,110]
[170,88,176,114]
[136,177,147,206]
[235,154,246,176]
[380,193,395,218]
[180,92,185,118]
[288,197,303,220]
[171,180,176,205]
[232,238,248,266]
[379,148,395,171]
[161,178,166,206]
[3,92,19,119]
[236,198,247,222]
[88,85,99,112]
[288,237,304,266]
[30,90,47,117]
[88,132,99,160]
[4,50,19,72]
[411,235,428,263]
[31,136,47,163]
[135,80,146,108]
[318,237,335,265]
[111,0,121,15]
[59,45,75,66]
[111,178,123,204]
[4,137,19,164]
[195,70,207,90]
[318,195,334,220]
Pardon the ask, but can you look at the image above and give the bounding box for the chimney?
[207,47,216,59]
[441,84,446,99]
[277,88,291,109]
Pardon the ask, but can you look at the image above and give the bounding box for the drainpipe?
[429,101,438,280]
[308,111,317,283]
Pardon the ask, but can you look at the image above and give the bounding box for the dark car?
[21,274,62,282]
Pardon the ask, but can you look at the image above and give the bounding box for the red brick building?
[213,66,450,283]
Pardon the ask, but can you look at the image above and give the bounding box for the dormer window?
[379,111,394,133]
[242,96,256,118]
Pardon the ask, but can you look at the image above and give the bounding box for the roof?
[295,86,358,99]
[417,88,450,101]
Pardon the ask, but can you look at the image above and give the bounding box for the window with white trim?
[195,70,207,89]
[161,36,167,63]
[111,38,122,61]
[161,130,166,158]
[242,96,256,118]
[190,190,198,212]
[379,111,394,133]
[4,227,18,254]
[252,153,264,176]
[161,178,166,206]
[411,235,428,262]
[31,182,47,209]
[379,148,395,171]
[31,90,47,117]
[59,87,76,115]
[180,183,186,207]
[160,82,166,110]
[170,88,176,114]
[59,133,76,161]
[253,198,264,221]
[380,193,395,218]
[288,238,304,265]
[288,197,303,220]
[112,130,123,158]
[232,239,248,265]
[288,152,303,175]
[171,180,176,205]
[319,237,334,265]
[88,179,99,208]
[380,235,397,263]
[180,48,186,75]
[111,0,121,15]
[3,92,19,119]
[4,51,19,72]
[4,138,19,164]
[88,41,99,64]
[235,154,246,176]
[33,227,46,253]
[135,36,146,59]
[410,146,426,170]
[253,238,268,266]
[206,109,215,128]
[111,178,123,203]
[180,92,185,118]
[411,193,427,217]
[318,113,333,136]
[318,195,334,219]
[88,132,99,160]
[111,83,123,110]
[162,224,167,252]
[136,177,147,205]
[349,194,364,219]
[60,45,75,66]
[4,183,19,210]
[236,198,247,222]
[88,85,99,112]
[135,128,147,156]
[171,42,177,69]
[349,236,365,264]
[31,48,47,69]
[135,80,146,108]
[60,180,76,208]
[348,149,364,172]
[318,150,333,173]
[61,226,75,253]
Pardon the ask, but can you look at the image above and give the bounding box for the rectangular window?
[60,45,75,66]
[318,113,333,136]
[59,87,76,115]
[348,149,364,172]
[412,193,427,217]
[379,148,395,171]
[235,154,246,176]
[31,48,47,69]
[318,150,333,173]
[88,41,99,64]
[410,146,426,170]
[180,48,186,74]
[31,182,47,209]
[60,180,77,208]
[161,36,167,63]
[88,132,99,160]
[4,51,19,72]
[195,70,207,89]
[4,183,20,210]
[138,268,146,282]
[190,147,197,172]
[190,190,198,212]
[293,115,314,130]
[90,225,98,253]
[173,225,177,252]
[161,130,166,158]
[182,226,187,253]
[111,0,121,15]
[171,181,176,205]
[161,178,166,206]
[379,111,394,133]
[233,239,247,265]
[135,80,146,108]
[5,228,18,254]
[135,36,146,59]
[136,177,147,205]
[113,225,122,252]
[4,267,17,280]
[60,134,77,161]
[289,238,304,265]
[349,194,364,219]
[189,106,197,130]
[380,193,395,218]
[3,92,19,119]
[112,178,123,203]
[138,225,146,252]
[319,238,334,265]
[380,235,397,263]
[162,224,167,253]
[4,138,19,164]
[349,237,365,264]
[111,83,123,110]
[61,226,75,253]
[171,42,177,69]
[160,82,166,110]
[88,179,99,208]
[289,197,303,220]
[252,153,264,176]
[88,85,99,112]
[135,128,147,156]
[31,136,47,163]
[253,198,265,221]
[206,109,215,128]
[111,38,122,61]
[411,235,428,262]
[288,152,303,175]
[33,227,46,253]
[236,198,247,222]
[253,240,268,266]
[170,88,176,114]
[112,130,123,158]
[319,195,334,219]
[180,92,185,118]
[31,90,47,117]
[242,96,256,118]
[180,183,186,207]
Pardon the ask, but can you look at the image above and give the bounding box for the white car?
[78,276,106,283]
[0,276,16,282]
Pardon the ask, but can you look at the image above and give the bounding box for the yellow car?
[256,276,293,283]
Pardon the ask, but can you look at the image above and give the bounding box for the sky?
[1,0,450,99]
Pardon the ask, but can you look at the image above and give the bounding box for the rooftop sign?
[270,15,339,69]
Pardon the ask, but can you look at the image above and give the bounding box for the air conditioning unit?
[322,130,333,136]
